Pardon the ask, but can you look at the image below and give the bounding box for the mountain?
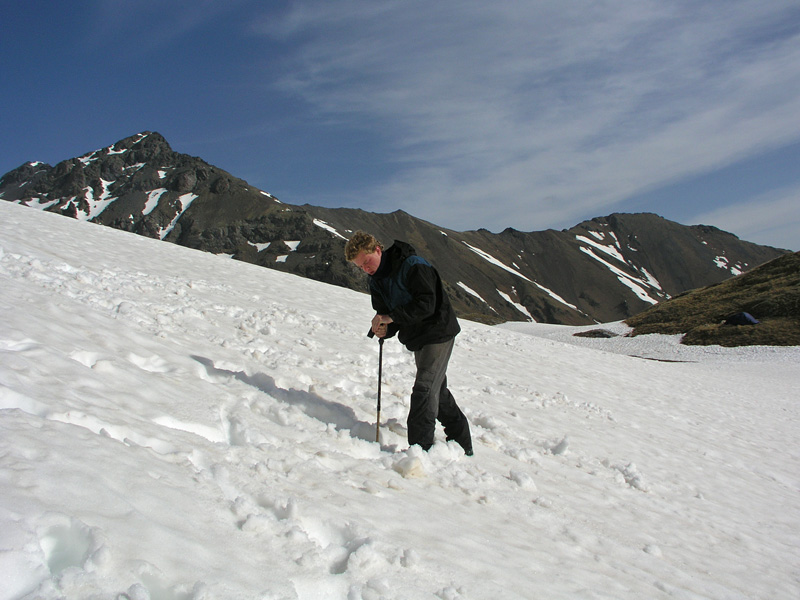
[625,250,800,346]
[1,131,787,325]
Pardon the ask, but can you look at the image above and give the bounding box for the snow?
[576,234,667,300]
[456,282,493,310]
[19,198,61,211]
[143,189,168,216]
[78,153,99,166]
[714,255,745,276]
[461,243,580,314]
[461,242,533,283]
[575,234,627,264]
[250,241,272,253]
[638,266,663,291]
[579,246,660,305]
[1,200,799,600]
[313,219,347,240]
[497,289,534,321]
[78,179,116,221]
[260,190,281,203]
[532,281,581,313]
[158,193,198,240]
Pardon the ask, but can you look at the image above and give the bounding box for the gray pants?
[408,338,472,453]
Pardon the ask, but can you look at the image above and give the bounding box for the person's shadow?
[192,355,378,443]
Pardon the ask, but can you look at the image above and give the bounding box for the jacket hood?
[374,240,416,278]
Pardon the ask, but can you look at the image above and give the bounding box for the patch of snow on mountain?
[158,193,198,240]
[78,152,99,166]
[260,190,280,203]
[143,189,168,215]
[18,197,61,211]
[576,234,626,264]
[250,241,271,252]
[457,282,491,306]
[714,255,744,276]
[312,219,347,240]
[79,179,116,220]
[533,282,580,312]
[463,242,533,282]
[579,246,659,304]
[637,267,663,291]
[497,289,534,320]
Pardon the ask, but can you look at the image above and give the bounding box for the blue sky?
[2,0,799,250]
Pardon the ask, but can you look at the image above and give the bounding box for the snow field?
[1,201,799,599]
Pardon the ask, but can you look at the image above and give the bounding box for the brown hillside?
[625,252,800,346]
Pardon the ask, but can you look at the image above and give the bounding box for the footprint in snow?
[37,515,107,576]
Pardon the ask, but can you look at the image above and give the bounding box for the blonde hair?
[344,231,383,261]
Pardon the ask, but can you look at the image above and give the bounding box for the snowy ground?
[1,201,798,600]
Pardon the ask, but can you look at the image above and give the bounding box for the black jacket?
[369,241,460,351]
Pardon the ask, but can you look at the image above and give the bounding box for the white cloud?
[691,184,800,251]
[260,0,800,238]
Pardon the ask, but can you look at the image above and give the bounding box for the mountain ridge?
[1,131,787,325]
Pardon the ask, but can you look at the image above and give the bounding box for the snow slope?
[1,201,798,600]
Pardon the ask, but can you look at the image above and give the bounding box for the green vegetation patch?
[626,252,800,347]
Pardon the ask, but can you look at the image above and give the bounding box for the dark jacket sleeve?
[368,281,399,339]
[370,283,391,315]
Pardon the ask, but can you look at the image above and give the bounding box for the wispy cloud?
[86,0,248,55]
[693,184,800,251]
[256,0,800,238]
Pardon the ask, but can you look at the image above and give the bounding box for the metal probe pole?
[376,337,384,443]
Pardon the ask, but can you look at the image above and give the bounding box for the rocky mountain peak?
[1,132,788,326]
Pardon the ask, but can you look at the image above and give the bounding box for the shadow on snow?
[192,355,378,444]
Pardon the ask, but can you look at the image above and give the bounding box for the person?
[344,231,473,456]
